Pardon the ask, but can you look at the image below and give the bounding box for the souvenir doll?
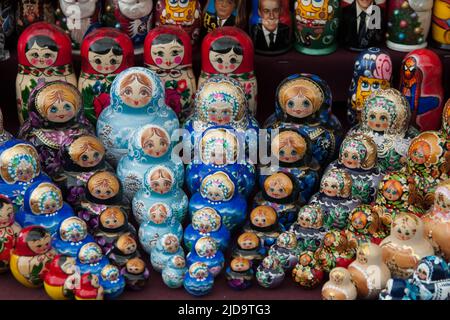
[249,0,292,55]
[243,206,284,250]
[132,162,187,224]
[293,0,340,55]
[399,49,444,131]
[345,205,385,248]
[188,171,247,231]
[0,1,14,60]
[186,236,225,277]
[121,257,150,290]
[231,232,266,266]
[15,181,75,236]
[289,205,326,253]
[138,203,183,254]
[321,267,357,300]
[102,0,154,52]
[79,27,135,124]
[184,261,214,296]
[74,272,104,300]
[0,195,21,272]
[52,216,94,257]
[99,264,125,299]
[162,254,187,288]
[442,99,450,142]
[107,233,140,268]
[256,255,285,288]
[16,0,55,35]
[308,167,360,230]
[268,231,300,270]
[0,139,51,208]
[55,0,102,51]
[202,0,246,34]
[144,26,196,121]
[44,254,77,300]
[380,212,434,278]
[184,207,230,252]
[76,241,109,276]
[226,257,254,290]
[379,278,412,300]
[346,47,392,125]
[10,225,56,288]
[97,67,178,167]
[198,27,258,115]
[292,250,324,288]
[154,0,201,45]
[150,232,184,272]
[16,22,77,124]
[386,0,434,51]
[18,81,94,176]
[431,0,450,50]
[0,108,12,146]
[315,229,355,273]
[348,242,391,299]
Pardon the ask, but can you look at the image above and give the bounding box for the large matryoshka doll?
[18,81,94,176]
[431,0,450,50]
[0,195,21,273]
[144,26,196,121]
[16,0,55,35]
[79,27,135,124]
[249,0,292,55]
[293,0,340,55]
[16,22,77,124]
[399,49,444,132]
[202,0,246,35]
[386,0,434,51]
[55,0,102,51]
[347,47,392,125]
[97,67,178,167]
[154,0,201,45]
[102,0,154,53]
[199,27,258,116]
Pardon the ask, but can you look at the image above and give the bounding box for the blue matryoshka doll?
[99,264,126,300]
[15,181,75,236]
[76,241,110,276]
[150,232,184,272]
[184,261,214,296]
[186,236,225,278]
[162,254,187,289]
[188,171,247,232]
[96,67,178,167]
[52,216,94,257]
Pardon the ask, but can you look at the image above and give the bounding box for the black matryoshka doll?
[232,231,266,267]
[107,233,140,268]
[244,205,285,250]
[16,0,56,35]
[289,204,326,252]
[202,0,247,35]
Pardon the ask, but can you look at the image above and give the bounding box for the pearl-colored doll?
[186,236,225,277]
[162,254,187,289]
[322,267,357,300]
[150,232,184,272]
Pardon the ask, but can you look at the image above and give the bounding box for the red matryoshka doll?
[199,27,258,115]
[16,22,77,124]
[399,49,444,132]
[74,272,104,300]
[144,26,196,121]
[154,0,202,45]
[44,254,77,300]
[79,27,135,124]
[431,0,450,50]
[0,195,21,273]
[202,0,247,35]
[16,0,56,35]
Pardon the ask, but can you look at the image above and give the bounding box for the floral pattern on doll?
[194,236,218,258]
[78,242,103,265]
[320,168,352,199]
[200,171,234,202]
[200,128,237,165]
[339,135,376,171]
[60,217,88,243]
[192,208,221,233]
[29,183,63,215]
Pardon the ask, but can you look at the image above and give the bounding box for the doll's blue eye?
[291,150,297,155]
[372,83,380,90]
[362,81,369,89]
[180,0,188,3]
[352,155,358,160]
[81,155,89,161]
[279,150,285,156]
[64,104,72,111]
[50,106,58,113]
[370,114,376,120]
[302,100,310,108]
[287,101,294,108]
[94,152,100,159]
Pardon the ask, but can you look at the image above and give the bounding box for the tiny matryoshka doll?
[256,255,285,288]
[268,231,301,270]
[99,264,125,300]
[74,272,104,300]
[315,229,355,273]
[289,205,326,252]
[231,232,266,266]
[431,0,450,50]
[0,195,21,272]
[399,49,444,131]
[79,27,135,124]
[184,261,214,296]
[346,47,392,125]
[10,225,56,288]
[44,254,77,300]
[199,27,258,115]
[186,236,225,277]
[292,250,324,288]
[202,0,246,34]
[16,22,78,124]
[52,217,94,257]
[121,257,150,290]
[107,233,140,268]
[16,0,55,35]
[244,205,284,250]
[150,232,184,272]
[76,241,109,275]
[226,257,254,290]
[144,26,197,121]
[345,205,385,248]
[0,108,12,146]
[162,254,187,288]
[321,267,357,300]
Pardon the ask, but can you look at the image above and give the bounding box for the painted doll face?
[172,255,185,268]
[28,233,52,255]
[78,145,102,167]
[204,183,226,201]
[285,93,315,118]
[149,168,173,194]
[59,0,97,19]
[118,0,153,20]
[367,109,390,132]
[151,39,185,70]
[215,0,235,19]
[323,233,335,247]
[149,204,169,224]
[238,233,259,250]
[195,237,217,257]
[416,263,430,281]
[120,74,153,108]
[273,131,306,163]
[162,234,179,253]
[351,212,367,230]
[0,202,13,226]
[117,235,137,255]
[89,179,117,200]
[341,148,361,169]
[382,180,403,201]
[409,142,430,165]
[209,48,243,74]
[46,99,76,123]
[41,197,59,214]
[141,127,170,157]
[60,218,87,243]
[299,253,312,266]
[250,206,277,228]
[435,186,450,211]
[208,102,233,125]
[392,215,417,241]
[231,257,250,272]
[15,159,35,182]
[321,176,340,197]
[264,173,293,199]
[126,258,145,274]
[100,208,126,230]
[88,49,123,74]
[69,137,105,168]
[259,0,281,32]
[25,40,58,68]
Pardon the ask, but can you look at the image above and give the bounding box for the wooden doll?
[16,0,55,35]
[202,0,246,35]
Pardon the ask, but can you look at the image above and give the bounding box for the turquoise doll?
[15,181,75,236]
[226,257,254,290]
[0,108,12,146]
[107,233,140,268]
[76,241,110,276]
[185,125,256,197]
[188,171,247,232]
[184,262,214,296]
[0,139,51,208]
[138,203,183,254]
[100,264,126,300]
[183,207,230,252]
[162,255,187,289]
[268,231,301,270]
[231,232,266,267]
[186,236,225,278]
[150,232,184,272]
[97,67,178,167]
[243,205,284,250]
[52,216,95,257]
[289,204,327,252]
[132,162,187,225]
[256,255,285,288]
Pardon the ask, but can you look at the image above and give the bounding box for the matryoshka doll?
[107,233,140,268]
[52,216,94,257]
[292,250,324,288]
[79,27,135,124]
[10,225,56,288]
[249,0,292,55]
[154,0,202,45]
[184,261,214,296]
[102,0,154,53]
[97,67,178,167]
[120,257,150,290]
[231,232,266,266]
[0,108,12,145]
[346,47,392,125]
[15,181,75,236]
[380,212,434,278]
[74,272,104,300]
[202,0,246,34]
[321,267,357,300]
[315,229,355,273]
[188,171,247,231]
[76,241,109,276]
[226,257,254,290]
[44,254,77,300]
[186,236,225,277]
[345,205,385,248]
[199,27,258,115]
[150,232,184,272]
[399,49,444,131]
[0,195,21,272]
[431,0,450,50]
[16,0,55,35]
[289,205,326,253]
[268,231,300,270]
[162,254,187,288]
[256,255,285,288]
[442,99,450,143]
[293,0,340,55]
[16,22,77,124]
[386,0,434,51]
[99,264,125,299]
[144,26,197,121]
[243,205,284,250]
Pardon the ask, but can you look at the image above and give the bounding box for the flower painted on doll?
[29,182,63,215]
[93,93,111,117]
[200,172,235,202]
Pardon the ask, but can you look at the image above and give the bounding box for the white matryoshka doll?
[321,267,357,300]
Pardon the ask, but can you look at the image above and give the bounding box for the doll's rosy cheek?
[97,65,103,71]
[229,64,235,69]
[174,56,181,64]
[45,59,54,66]
[155,58,163,65]
[31,58,38,65]
[217,64,224,70]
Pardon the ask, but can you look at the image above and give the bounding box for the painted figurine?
[244,205,284,250]
[99,264,125,299]
[52,216,94,257]
[44,254,77,300]
[121,257,150,290]
[315,229,355,273]
[186,236,225,277]
[162,254,187,288]
[321,267,357,300]
[202,0,246,34]
[150,232,184,272]
[79,27,135,124]
[184,261,214,296]
[231,232,266,266]
[76,241,109,276]
[345,205,385,248]
[107,233,140,268]
[16,22,77,124]
[0,195,21,272]
[292,250,324,288]
[268,231,300,270]
[144,26,197,121]
[431,0,450,50]
[0,108,12,145]
[256,255,285,288]
[226,257,254,290]
[74,272,104,300]
[289,204,326,253]
[16,0,55,35]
